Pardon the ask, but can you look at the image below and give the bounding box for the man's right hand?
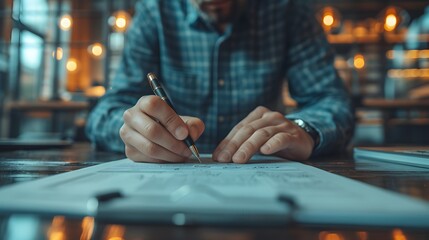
[120,96,205,163]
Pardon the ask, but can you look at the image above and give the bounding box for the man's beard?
[192,0,245,25]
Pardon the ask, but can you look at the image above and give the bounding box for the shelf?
[327,33,429,45]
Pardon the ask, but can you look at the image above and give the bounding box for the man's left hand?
[213,106,315,163]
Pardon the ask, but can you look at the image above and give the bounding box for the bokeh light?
[59,14,72,31]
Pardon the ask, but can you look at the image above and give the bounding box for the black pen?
[147,73,202,163]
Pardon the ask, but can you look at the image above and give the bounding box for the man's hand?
[120,96,205,163]
[213,106,315,163]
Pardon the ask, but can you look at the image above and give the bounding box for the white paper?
[0,154,429,227]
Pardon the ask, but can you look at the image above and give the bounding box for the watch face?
[294,119,305,127]
[291,119,320,146]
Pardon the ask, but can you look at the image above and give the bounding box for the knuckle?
[122,109,132,122]
[274,133,289,146]
[125,145,137,158]
[263,111,282,120]
[284,123,297,134]
[119,125,127,138]
[234,123,244,131]
[228,140,240,151]
[119,126,132,143]
[242,141,258,153]
[142,122,159,139]
[280,122,290,129]
[165,113,181,129]
[242,125,256,135]
[272,112,284,119]
[255,128,271,138]
[144,142,159,157]
[140,96,159,112]
[255,106,269,113]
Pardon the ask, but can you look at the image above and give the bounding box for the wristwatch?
[290,119,320,148]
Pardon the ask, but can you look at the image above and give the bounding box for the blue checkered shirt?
[86,0,355,156]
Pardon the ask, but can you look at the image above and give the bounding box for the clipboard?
[0,156,428,227]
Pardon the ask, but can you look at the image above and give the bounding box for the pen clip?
[87,190,123,216]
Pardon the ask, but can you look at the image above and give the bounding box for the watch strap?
[290,118,320,148]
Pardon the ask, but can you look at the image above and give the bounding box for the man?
[86,0,354,164]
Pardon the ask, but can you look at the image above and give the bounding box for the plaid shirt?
[86,0,354,156]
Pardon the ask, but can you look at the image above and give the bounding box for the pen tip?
[189,145,202,163]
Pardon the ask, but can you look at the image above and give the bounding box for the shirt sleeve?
[85,0,160,152]
[284,1,355,156]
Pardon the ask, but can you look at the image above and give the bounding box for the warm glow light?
[80,217,95,240]
[49,232,65,240]
[354,54,365,69]
[407,50,419,59]
[116,17,127,29]
[392,229,407,240]
[388,68,429,79]
[325,234,342,240]
[357,231,368,240]
[85,86,106,97]
[105,225,125,240]
[387,49,429,59]
[420,50,429,58]
[48,216,66,240]
[88,43,104,58]
[386,50,393,59]
[66,58,78,72]
[319,232,344,240]
[59,14,72,31]
[384,14,397,31]
[323,14,334,27]
[109,11,131,32]
[52,47,63,60]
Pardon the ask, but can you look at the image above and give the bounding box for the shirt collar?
[185,0,250,31]
[185,1,200,27]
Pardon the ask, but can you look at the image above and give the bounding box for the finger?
[221,106,270,143]
[124,144,168,163]
[260,132,295,155]
[213,108,277,161]
[213,116,275,163]
[181,116,205,141]
[232,126,279,164]
[120,124,190,162]
[124,108,191,157]
[265,125,314,160]
[138,96,189,140]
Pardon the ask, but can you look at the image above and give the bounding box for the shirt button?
[218,116,225,123]
[218,79,225,87]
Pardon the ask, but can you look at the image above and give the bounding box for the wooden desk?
[0,143,429,240]
[5,101,89,138]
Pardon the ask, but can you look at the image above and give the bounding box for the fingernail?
[218,151,231,162]
[233,151,246,163]
[175,126,187,140]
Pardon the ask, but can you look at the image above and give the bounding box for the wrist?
[289,118,320,149]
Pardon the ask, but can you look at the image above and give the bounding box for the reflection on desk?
[5,100,89,139]
[0,144,429,239]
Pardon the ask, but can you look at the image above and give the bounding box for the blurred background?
[0,0,428,146]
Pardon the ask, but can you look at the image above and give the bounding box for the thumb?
[180,116,205,141]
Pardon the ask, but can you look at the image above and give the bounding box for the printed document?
[0,155,428,227]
